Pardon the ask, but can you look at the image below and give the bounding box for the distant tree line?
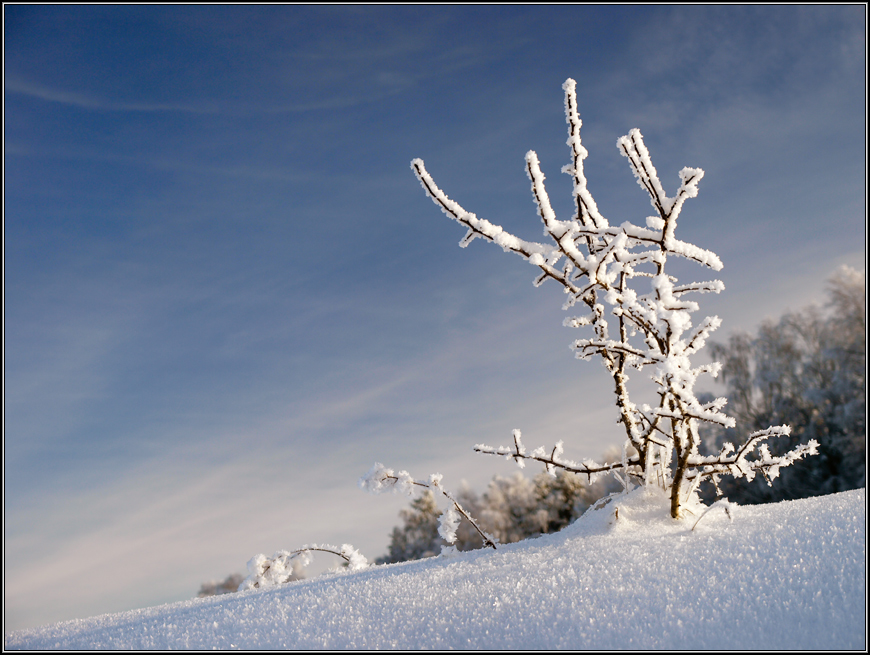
[197,574,246,598]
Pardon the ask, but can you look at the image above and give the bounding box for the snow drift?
[5,487,865,650]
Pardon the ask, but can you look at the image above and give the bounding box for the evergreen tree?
[375,490,443,564]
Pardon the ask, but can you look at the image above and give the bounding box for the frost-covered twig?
[239,544,368,591]
[691,499,735,531]
[686,432,820,489]
[413,78,818,518]
[474,430,641,484]
[360,463,498,550]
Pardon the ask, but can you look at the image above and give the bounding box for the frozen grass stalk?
[359,463,498,550]
[412,78,818,519]
[240,544,368,591]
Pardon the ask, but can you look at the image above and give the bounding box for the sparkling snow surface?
[5,487,865,650]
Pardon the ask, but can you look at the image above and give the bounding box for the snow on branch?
[687,429,820,487]
[360,463,498,550]
[474,431,641,485]
[239,544,368,591]
[413,78,818,518]
[562,78,608,232]
[411,159,579,293]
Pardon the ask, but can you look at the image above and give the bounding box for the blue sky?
[4,5,865,630]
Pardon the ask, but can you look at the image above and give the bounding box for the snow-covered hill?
[5,487,865,650]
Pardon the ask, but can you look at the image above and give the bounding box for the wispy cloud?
[5,139,320,182]
[5,78,223,114]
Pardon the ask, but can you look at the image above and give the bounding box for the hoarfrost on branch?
[360,463,498,550]
[412,78,817,518]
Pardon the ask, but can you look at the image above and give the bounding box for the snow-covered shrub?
[412,78,819,518]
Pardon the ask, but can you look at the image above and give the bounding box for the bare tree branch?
[413,78,817,518]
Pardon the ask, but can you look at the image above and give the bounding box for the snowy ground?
[5,486,865,650]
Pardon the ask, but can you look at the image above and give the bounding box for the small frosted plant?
[412,78,818,519]
[239,544,368,591]
[239,464,496,592]
[360,463,497,550]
